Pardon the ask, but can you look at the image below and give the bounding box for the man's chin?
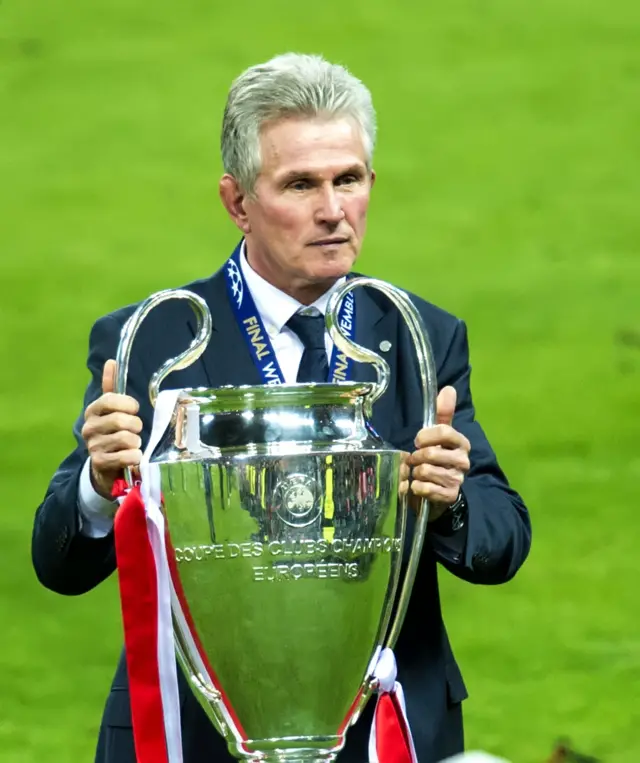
[310,250,357,279]
[309,267,352,287]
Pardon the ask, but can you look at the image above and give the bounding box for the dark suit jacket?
[31,265,531,763]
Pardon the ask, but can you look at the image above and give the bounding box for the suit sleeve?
[31,313,148,596]
[428,318,531,584]
[393,315,532,585]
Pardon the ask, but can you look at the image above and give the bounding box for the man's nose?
[314,185,345,225]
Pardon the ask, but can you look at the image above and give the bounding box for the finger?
[91,392,139,417]
[413,425,471,452]
[436,385,457,426]
[87,431,143,456]
[411,463,464,491]
[408,446,470,472]
[82,411,143,439]
[85,392,140,420]
[102,359,117,395]
[410,479,459,505]
[91,449,143,473]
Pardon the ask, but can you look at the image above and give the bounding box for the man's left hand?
[407,386,471,521]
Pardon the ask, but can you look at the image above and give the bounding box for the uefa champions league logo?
[227,259,244,308]
[274,474,322,528]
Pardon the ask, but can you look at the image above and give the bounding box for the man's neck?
[244,247,338,306]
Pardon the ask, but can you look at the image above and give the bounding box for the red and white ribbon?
[368,647,418,763]
[114,389,183,763]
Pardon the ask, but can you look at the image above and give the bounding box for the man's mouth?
[309,237,350,246]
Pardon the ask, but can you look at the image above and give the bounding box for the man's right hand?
[81,359,143,500]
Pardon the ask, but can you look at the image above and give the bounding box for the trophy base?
[247,758,336,763]
[230,736,344,763]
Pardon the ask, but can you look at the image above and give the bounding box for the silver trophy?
[115,277,437,762]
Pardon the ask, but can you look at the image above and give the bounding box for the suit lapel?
[350,283,399,444]
[186,269,263,388]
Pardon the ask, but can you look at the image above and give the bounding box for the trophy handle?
[325,276,438,649]
[114,288,213,484]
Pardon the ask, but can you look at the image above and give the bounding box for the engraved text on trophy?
[174,536,402,582]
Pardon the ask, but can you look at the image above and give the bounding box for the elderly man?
[31,53,531,763]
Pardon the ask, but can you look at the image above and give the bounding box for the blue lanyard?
[224,242,356,385]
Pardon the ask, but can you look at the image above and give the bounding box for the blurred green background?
[1,1,639,761]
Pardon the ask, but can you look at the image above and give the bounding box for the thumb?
[102,359,117,395]
[436,385,457,426]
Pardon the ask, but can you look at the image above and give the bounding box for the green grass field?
[1,1,639,761]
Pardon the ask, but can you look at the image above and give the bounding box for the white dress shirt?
[77,244,346,538]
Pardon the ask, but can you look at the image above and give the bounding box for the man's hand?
[81,359,143,500]
[407,385,471,521]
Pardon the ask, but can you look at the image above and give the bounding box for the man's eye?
[289,179,311,191]
[336,175,358,186]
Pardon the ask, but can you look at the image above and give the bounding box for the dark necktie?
[287,311,329,383]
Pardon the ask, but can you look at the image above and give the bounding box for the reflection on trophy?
[114,277,438,762]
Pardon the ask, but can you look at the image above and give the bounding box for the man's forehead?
[259,116,368,176]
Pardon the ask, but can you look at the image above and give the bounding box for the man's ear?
[219,174,251,234]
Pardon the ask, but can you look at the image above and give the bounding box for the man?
[31,53,531,763]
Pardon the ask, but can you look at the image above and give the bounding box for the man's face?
[223,116,374,301]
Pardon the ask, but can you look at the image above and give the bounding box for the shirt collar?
[238,240,346,335]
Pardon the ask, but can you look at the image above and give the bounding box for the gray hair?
[221,53,377,194]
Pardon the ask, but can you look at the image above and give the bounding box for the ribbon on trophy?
[369,648,418,763]
[112,389,184,763]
